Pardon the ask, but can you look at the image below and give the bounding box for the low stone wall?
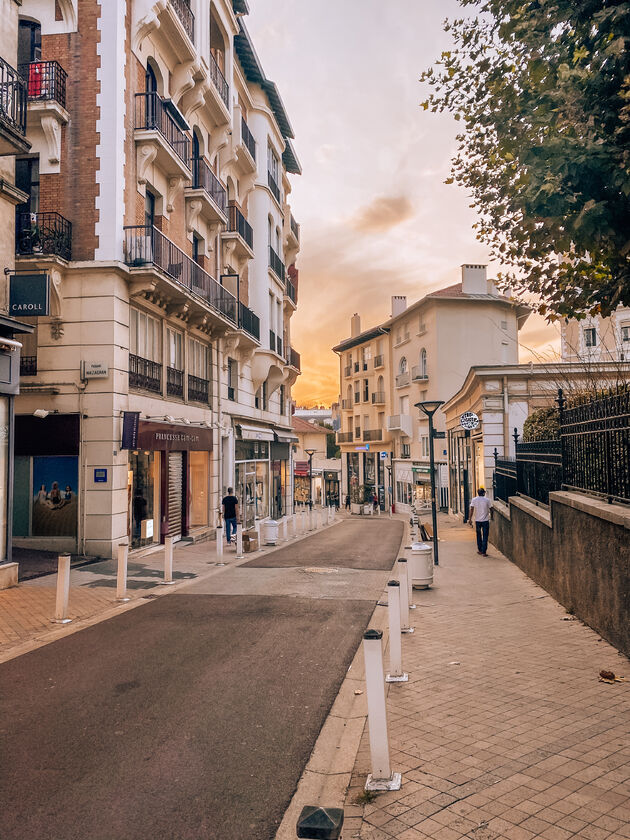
[491,492,630,657]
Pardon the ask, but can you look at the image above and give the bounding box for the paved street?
[0,517,404,840]
[342,518,630,840]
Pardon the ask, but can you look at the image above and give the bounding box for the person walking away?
[469,487,492,556]
[222,488,239,545]
[345,494,350,511]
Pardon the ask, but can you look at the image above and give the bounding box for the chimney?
[391,296,407,318]
[461,264,488,295]
[350,313,361,337]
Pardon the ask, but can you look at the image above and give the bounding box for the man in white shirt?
[469,488,493,556]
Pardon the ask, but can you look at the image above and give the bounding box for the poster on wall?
[32,456,78,536]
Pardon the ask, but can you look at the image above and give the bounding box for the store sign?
[294,460,309,476]
[9,273,50,316]
[354,445,369,451]
[412,466,431,474]
[460,411,480,430]
[432,430,446,439]
[137,420,214,451]
[121,411,140,450]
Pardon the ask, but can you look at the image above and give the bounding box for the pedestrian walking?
[222,487,239,545]
[469,487,492,556]
[345,494,350,511]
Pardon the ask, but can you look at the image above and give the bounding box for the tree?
[421,0,630,319]
[322,423,341,458]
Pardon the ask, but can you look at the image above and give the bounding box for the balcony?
[241,116,256,162]
[208,50,229,112]
[167,366,184,398]
[222,204,254,262]
[372,392,386,405]
[395,371,410,388]
[394,331,410,347]
[284,278,297,308]
[354,362,360,373]
[344,365,352,378]
[341,399,352,410]
[238,301,260,342]
[387,414,413,438]
[374,355,384,368]
[16,211,72,261]
[19,61,68,169]
[269,329,277,353]
[124,225,238,326]
[269,245,285,284]
[412,365,429,382]
[287,346,300,371]
[354,427,361,439]
[290,214,300,243]
[0,55,29,155]
[134,92,191,182]
[129,354,162,393]
[337,431,353,443]
[189,157,227,218]
[169,0,194,43]
[268,170,281,204]
[188,374,209,403]
[364,429,383,442]
[20,61,67,108]
[20,356,37,376]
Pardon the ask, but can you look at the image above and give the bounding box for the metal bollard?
[397,558,413,633]
[236,527,244,559]
[296,805,344,839]
[52,553,72,624]
[216,523,224,560]
[362,629,402,791]
[116,543,130,602]
[386,581,408,682]
[160,536,176,585]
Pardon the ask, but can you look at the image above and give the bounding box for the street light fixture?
[305,448,316,510]
[415,400,444,566]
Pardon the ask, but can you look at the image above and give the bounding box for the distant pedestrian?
[345,494,350,511]
[372,494,378,512]
[469,488,492,556]
[222,487,239,545]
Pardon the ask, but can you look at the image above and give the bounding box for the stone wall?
[491,492,630,657]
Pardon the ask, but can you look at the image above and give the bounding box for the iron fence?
[16,211,72,260]
[20,60,67,108]
[241,116,256,160]
[129,354,162,393]
[238,301,260,341]
[135,92,190,168]
[228,204,253,248]
[169,0,194,43]
[515,440,562,505]
[0,55,28,138]
[193,157,227,215]
[209,51,229,109]
[188,374,209,403]
[493,455,517,504]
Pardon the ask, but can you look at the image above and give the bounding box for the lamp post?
[385,464,392,517]
[415,400,444,566]
[305,448,316,510]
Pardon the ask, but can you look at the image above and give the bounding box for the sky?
[246,1,561,407]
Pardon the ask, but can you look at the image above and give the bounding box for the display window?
[189,450,209,527]
[129,451,160,549]
[255,461,269,519]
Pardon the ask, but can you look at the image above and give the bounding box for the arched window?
[420,348,427,378]
[399,357,407,374]
[377,375,384,394]
[145,60,158,93]
[346,384,352,406]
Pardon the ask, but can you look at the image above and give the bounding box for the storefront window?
[255,460,269,519]
[129,451,160,549]
[236,461,257,529]
[189,450,209,527]
[0,399,8,561]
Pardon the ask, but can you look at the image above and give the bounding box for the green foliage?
[421,1,630,319]
[326,431,340,459]
[522,405,559,441]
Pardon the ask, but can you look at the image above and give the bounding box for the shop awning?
[274,430,298,443]
[237,423,275,442]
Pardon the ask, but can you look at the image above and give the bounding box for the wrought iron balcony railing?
[170,0,194,43]
[188,374,209,403]
[16,211,72,260]
[167,366,184,398]
[337,431,353,443]
[135,92,190,168]
[395,371,410,388]
[228,204,253,249]
[364,429,383,442]
[209,51,229,109]
[267,170,281,203]
[412,365,429,381]
[290,214,299,242]
[269,329,276,353]
[238,302,260,341]
[285,279,297,305]
[124,225,237,324]
[288,346,301,370]
[374,355,384,368]
[193,156,227,215]
[20,61,67,108]
[129,354,162,393]
[0,55,28,140]
[269,246,285,284]
[241,116,256,160]
[344,365,352,378]
[372,392,386,404]
[20,356,37,376]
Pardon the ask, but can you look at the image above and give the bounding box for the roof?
[282,138,302,175]
[292,416,329,436]
[332,326,389,353]
[232,0,249,14]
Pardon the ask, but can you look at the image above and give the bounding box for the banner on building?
[121,411,140,450]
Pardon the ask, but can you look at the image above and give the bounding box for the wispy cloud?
[351,195,415,234]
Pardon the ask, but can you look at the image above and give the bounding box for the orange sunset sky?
[247,1,561,407]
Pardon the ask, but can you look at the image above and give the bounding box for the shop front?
[363,452,376,502]
[234,423,294,529]
[127,420,213,549]
[448,428,474,520]
[411,463,432,511]
[324,470,340,507]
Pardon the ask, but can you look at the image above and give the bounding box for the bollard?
[216,523,224,560]
[386,581,408,682]
[362,629,402,791]
[406,551,416,609]
[254,518,261,546]
[308,507,315,531]
[116,543,130,602]
[296,805,344,839]
[292,513,298,538]
[52,553,72,624]
[236,527,244,559]
[377,504,381,516]
[397,558,413,633]
[160,536,176,585]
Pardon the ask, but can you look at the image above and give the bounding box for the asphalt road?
[0,518,403,840]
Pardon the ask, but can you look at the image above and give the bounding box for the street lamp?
[385,463,392,518]
[415,400,444,566]
[305,448,316,510]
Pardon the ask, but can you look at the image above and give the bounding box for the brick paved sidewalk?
[344,517,630,840]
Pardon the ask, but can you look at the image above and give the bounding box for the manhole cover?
[302,567,339,574]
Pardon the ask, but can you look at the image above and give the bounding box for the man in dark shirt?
[222,488,239,545]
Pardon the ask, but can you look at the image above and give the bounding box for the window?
[584,327,597,348]
[262,379,268,411]
[621,324,630,343]
[399,357,408,374]
[18,20,41,65]
[363,379,369,402]
[421,435,430,457]
[188,339,209,380]
[279,385,285,415]
[167,328,183,370]
[255,387,261,409]
[130,309,161,361]
[354,388,360,404]
[227,357,237,400]
[268,145,279,182]
[420,348,427,378]
[145,190,155,228]
[192,233,203,264]
[363,414,369,431]
[399,395,409,415]
[15,157,39,215]
[401,443,411,459]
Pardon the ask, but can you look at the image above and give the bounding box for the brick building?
[9,0,301,561]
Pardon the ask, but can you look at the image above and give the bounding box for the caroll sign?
[9,273,50,316]
[460,411,480,430]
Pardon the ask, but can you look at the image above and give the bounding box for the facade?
[9,0,301,560]
[561,307,630,362]
[333,265,530,514]
[291,415,340,507]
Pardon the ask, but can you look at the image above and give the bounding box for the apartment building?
[9,0,301,562]
[333,265,530,514]
[561,307,630,363]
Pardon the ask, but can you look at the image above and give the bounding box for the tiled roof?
[292,416,328,435]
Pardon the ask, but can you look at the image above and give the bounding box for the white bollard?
[282,517,289,542]
[236,527,244,559]
[406,550,416,609]
[292,513,298,538]
[397,558,413,633]
[308,507,315,531]
[116,543,130,602]
[254,518,261,545]
[386,581,408,682]
[160,536,176,585]
[377,503,381,516]
[216,523,224,560]
[362,629,402,791]
[52,553,72,624]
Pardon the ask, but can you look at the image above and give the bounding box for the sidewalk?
[341,517,630,840]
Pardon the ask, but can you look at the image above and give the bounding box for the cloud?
[351,195,415,234]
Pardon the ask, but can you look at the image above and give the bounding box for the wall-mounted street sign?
[94,468,108,483]
[432,430,446,439]
[81,360,109,380]
[9,273,50,316]
[460,411,480,430]
[379,451,388,460]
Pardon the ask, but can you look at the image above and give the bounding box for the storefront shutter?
[168,452,183,539]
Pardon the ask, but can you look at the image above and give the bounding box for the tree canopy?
[421,0,630,319]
